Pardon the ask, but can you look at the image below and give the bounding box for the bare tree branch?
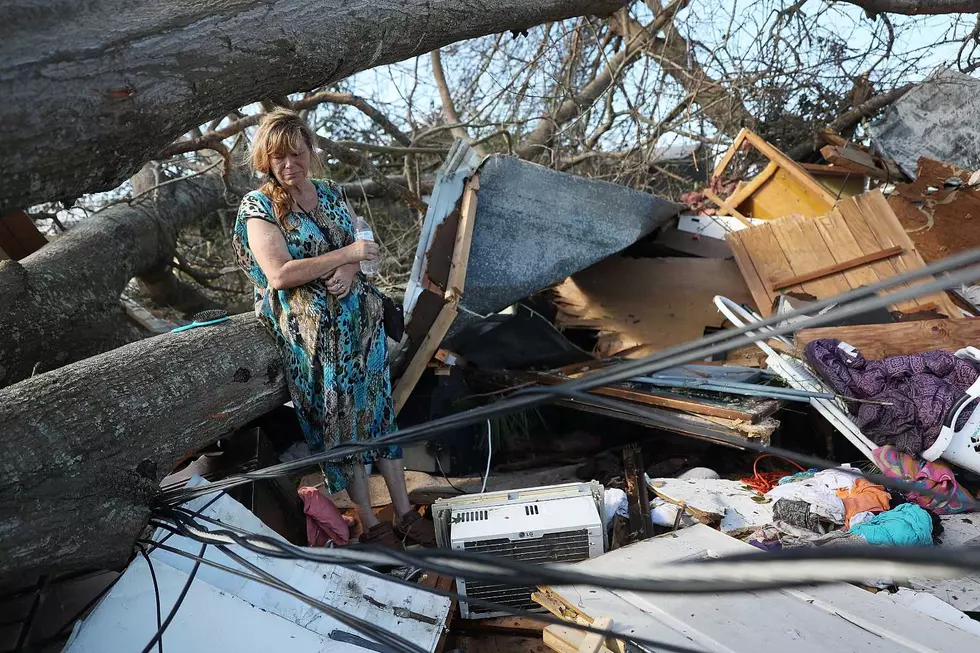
[431,49,489,156]
[316,136,428,213]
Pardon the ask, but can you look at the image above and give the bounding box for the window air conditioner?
[432,481,606,619]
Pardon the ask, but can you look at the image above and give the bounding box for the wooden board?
[795,317,980,359]
[528,370,779,423]
[551,257,757,358]
[768,245,903,291]
[543,625,617,653]
[709,129,838,221]
[393,176,479,413]
[725,190,959,317]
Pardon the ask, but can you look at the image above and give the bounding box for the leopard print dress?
[233,179,400,494]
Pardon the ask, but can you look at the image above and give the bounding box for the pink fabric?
[298,486,354,546]
[872,445,978,515]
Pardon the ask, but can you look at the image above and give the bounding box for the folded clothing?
[805,339,980,454]
[772,499,829,534]
[836,478,890,528]
[849,503,934,546]
[873,445,978,515]
[765,467,859,524]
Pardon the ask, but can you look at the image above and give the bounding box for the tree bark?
[0,0,627,214]
[0,315,288,588]
[0,167,238,388]
[837,0,980,15]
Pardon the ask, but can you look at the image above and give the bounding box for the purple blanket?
[804,339,980,454]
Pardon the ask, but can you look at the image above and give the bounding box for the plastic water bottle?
[354,215,379,276]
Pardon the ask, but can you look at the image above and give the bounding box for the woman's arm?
[246,219,378,290]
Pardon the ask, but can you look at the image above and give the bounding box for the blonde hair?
[250,108,324,229]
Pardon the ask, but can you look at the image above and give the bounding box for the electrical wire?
[153,507,980,595]
[139,542,206,653]
[141,534,708,653]
[431,418,493,495]
[139,539,424,653]
[136,544,164,653]
[157,247,980,507]
[481,418,491,494]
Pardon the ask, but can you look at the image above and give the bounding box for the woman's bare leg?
[344,463,380,530]
[376,457,412,518]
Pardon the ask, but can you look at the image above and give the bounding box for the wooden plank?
[445,173,480,300]
[576,617,613,653]
[740,167,834,219]
[702,188,753,227]
[392,302,457,413]
[0,211,47,260]
[771,216,854,300]
[836,194,921,312]
[729,223,795,314]
[530,372,771,422]
[812,209,883,291]
[768,245,904,291]
[543,625,617,653]
[712,128,748,178]
[449,634,551,653]
[725,160,779,207]
[795,317,980,360]
[742,130,838,207]
[725,233,773,316]
[457,616,549,637]
[856,191,960,317]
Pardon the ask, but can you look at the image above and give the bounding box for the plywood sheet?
[552,257,756,358]
[726,190,958,317]
[795,317,980,359]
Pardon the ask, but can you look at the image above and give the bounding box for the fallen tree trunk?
[0,315,288,588]
[0,0,626,213]
[0,167,237,388]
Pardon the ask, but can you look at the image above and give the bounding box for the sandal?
[394,510,438,548]
[358,521,402,550]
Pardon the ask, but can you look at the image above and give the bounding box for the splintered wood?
[725,189,959,317]
[552,257,756,358]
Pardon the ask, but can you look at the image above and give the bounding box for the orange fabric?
[836,478,890,528]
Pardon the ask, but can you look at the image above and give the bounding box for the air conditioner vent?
[525,504,539,516]
[455,509,488,523]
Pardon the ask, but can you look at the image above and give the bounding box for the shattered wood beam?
[516,0,690,161]
[0,315,289,588]
[609,2,755,137]
[0,167,238,388]
[0,0,628,213]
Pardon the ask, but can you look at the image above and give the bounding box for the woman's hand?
[324,264,357,298]
[344,240,379,264]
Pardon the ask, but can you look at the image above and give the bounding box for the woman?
[233,108,434,548]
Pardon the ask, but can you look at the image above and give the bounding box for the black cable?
[151,500,422,653]
[139,542,206,653]
[135,545,164,653]
[141,537,708,653]
[433,455,471,495]
[153,508,980,595]
[157,248,980,506]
